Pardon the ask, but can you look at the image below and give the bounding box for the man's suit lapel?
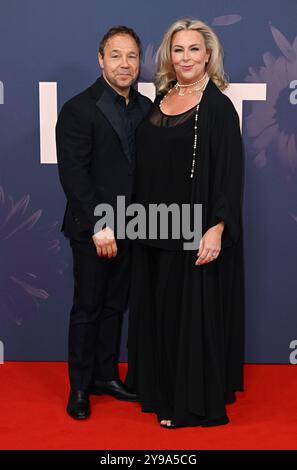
[96,90,131,163]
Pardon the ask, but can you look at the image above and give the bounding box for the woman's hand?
[195,221,224,265]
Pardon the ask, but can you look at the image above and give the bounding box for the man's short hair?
[99,25,142,57]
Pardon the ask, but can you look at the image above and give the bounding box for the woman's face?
[171,30,210,84]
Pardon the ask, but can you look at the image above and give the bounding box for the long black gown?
[125,79,245,427]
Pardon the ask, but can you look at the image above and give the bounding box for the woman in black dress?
[125,18,245,428]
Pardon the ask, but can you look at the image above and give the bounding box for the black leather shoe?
[90,379,138,402]
[201,415,229,427]
[66,389,90,420]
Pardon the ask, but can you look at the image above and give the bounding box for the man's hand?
[195,221,224,265]
[92,226,117,258]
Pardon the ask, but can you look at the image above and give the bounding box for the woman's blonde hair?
[155,18,228,93]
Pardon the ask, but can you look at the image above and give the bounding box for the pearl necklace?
[175,72,208,96]
[159,80,205,106]
[159,75,209,179]
[175,82,206,96]
[176,72,207,88]
[190,76,209,178]
[159,73,208,107]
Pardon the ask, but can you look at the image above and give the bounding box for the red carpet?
[0,363,296,450]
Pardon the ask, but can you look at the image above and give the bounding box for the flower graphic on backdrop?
[0,186,64,325]
[245,25,297,178]
[139,14,242,82]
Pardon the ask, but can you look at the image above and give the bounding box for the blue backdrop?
[0,0,296,363]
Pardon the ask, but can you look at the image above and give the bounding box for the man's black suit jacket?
[56,77,151,241]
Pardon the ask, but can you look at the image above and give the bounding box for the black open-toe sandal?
[165,422,176,428]
[160,420,176,428]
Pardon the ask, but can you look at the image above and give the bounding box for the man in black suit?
[56,26,151,419]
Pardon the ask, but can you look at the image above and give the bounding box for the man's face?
[98,34,140,93]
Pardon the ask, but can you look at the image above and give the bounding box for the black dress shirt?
[100,76,143,163]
